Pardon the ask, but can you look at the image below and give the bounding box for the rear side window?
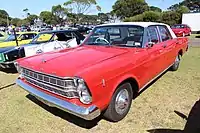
[158,26,172,42]
[147,26,159,44]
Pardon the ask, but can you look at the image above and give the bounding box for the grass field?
[0,47,200,133]
[189,34,200,39]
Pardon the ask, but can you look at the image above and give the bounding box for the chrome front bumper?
[16,79,101,120]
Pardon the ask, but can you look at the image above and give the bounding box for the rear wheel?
[171,54,181,71]
[103,83,133,122]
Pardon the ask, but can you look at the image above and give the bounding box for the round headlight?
[76,78,92,104]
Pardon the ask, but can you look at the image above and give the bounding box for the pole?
[13,27,18,46]
[7,15,9,27]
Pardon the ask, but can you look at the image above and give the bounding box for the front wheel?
[103,83,133,122]
[171,55,181,71]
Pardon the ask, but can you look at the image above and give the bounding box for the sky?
[0,0,183,18]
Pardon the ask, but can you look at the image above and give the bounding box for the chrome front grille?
[22,67,79,99]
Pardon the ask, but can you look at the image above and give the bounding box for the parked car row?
[0,30,85,68]
[11,22,188,122]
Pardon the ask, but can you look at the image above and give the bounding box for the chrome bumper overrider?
[16,79,101,120]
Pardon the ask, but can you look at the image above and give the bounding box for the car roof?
[97,22,169,28]
[16,32,38,34]
[39,29,78,34]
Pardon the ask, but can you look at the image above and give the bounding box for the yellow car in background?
[0,32,38,48]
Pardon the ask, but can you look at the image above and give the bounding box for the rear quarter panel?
[176,37,189,54]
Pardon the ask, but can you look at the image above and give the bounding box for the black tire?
[171,54,181,71]
[103,83,133,122]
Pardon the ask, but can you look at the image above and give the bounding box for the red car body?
[171,24,192,37]
[15,22,189,122]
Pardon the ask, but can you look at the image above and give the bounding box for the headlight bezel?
[14,62,23,78]
[74,77,92,104]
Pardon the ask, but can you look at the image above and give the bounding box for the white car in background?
[25,38,78,57]
[0,30,85,68]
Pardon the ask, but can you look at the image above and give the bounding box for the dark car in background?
[171,24,192,37]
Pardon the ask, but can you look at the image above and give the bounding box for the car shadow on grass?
[134,70,168,99]
[147,99,200,133]
[26,94,102,129]
[0,83,15,90]
[0,67,17,74]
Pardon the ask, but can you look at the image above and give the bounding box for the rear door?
[157,25,177,68]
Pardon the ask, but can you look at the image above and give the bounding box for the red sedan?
[171,24,192,37]
[15,22,188,122]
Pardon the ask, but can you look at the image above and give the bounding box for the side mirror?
[147,42,155,48]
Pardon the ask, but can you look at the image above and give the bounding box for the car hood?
[20,45,130,77]
[0,46,15,53]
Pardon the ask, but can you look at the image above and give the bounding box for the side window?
[158,26,172,42]
[147,26,159,44]
[107,28,121,40]
[21,34,36,40]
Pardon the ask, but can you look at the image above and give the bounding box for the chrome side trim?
[16,79,101,120]
[139,64,173,92]
[0,61,15,65]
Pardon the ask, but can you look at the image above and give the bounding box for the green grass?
[189,34,200,39]
[0,48,200,133]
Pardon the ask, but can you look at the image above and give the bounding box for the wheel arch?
[112,75,140,97]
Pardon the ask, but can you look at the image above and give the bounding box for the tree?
[23,8,30,18]
[161,11,181,25]
[0,9,9,26]
[98,13,109,24]
[27,14,38,25]
[149,6,162,12]
[11,18,21,26]
[124,11,161,22]
[168,0,200,12]
[40,11,54,24]
[63,0,101,24]
[52,5,68,25]
[112,0,148,19]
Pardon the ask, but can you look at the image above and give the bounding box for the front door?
[145,26,166,82]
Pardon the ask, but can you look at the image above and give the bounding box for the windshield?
[5,34,20,42]
[84,26,144,47]
[171,25,185,29]
[30,32,78,44]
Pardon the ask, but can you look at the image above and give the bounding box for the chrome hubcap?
[175,55,180,66]
[115,89,129,115]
